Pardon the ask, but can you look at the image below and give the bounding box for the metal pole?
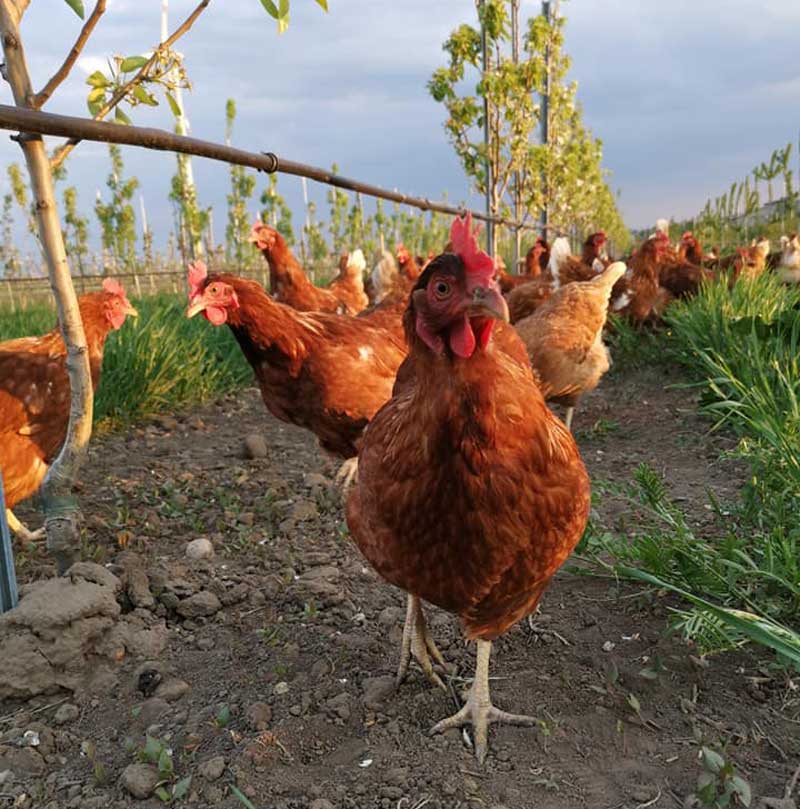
[479,0,494,256]
[539,0,551,239]
[0,471,19,614]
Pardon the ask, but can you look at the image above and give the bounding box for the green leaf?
[701,747,726,775]
[86,71,109,89]
[259,0,280,18]
[172,776,192,801]
[87,97,104,116]
[120,56,149,73]
[230,786,257,809]
[158,747,174,777]
[133,85,158,106]
[154,786,171,803]
[278,0,289,16]
[166,92,182,118]
[315,0,328,9]
[64,0,85,19]
[730,775,752,807]
[143,735,161,764]
[114,107,132,125]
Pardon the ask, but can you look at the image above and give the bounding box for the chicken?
[777,234,800,283]
[330,249,369,314]
[346,214,590,763]
[249,221,349,314]
[495,240,547,294]
[528,237,550,274]
[611,237,672,324]
[507,275,553,324]
[550,232,609,287]
[396,244,422,286]
[659,233,716,297]
[1,280,137,542]
[731,237,770,283]
[185,261,407,469]
[677,232,704,265]
[514,263,626,431]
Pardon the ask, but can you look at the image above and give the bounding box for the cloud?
[1,0,798,259]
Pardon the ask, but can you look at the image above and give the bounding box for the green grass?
[0,293,252,427]
[585,275,800,667]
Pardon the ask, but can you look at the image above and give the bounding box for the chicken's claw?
[335,457,359,494]
[396,594,451,691]
[429,640,537,765]
[5,509,45,544]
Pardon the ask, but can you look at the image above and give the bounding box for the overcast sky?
[1,0,799,257]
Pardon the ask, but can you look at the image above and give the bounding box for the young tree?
[7,162,36,240]
[430,1,628,255]
[224,99,257,265]
[0,191,22,278]
[0,0,327,572]
[94,145,138,271]
[260,174,295,246]
[327,164,349,254]
[62,186,89,277]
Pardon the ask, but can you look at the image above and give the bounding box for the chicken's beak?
[124,302,139,318]
[186,298,206,319]
[469,285,509,323]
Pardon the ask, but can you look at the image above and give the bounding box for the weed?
[688,747,752,808]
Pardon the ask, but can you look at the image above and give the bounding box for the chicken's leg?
[564,406,575,432]
[429,639,537,764]
[5,509,45,543]
[335,457,359,492]
[396,594,450,691]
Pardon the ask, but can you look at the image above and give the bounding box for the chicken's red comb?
[681,231,693,240]
[102,277,125,298]
[187,259,208,300]
[449,213,494,283]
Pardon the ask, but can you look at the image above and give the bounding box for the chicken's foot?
[429,639,537,765]
[5,509,45,543]
[335,457,359,493]
[396,594,451,691]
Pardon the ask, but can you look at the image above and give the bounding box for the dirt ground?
[4,363,799,809]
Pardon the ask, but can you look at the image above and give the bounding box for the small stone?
[0,770,12,786]
[324,692,351,721]
[310,801,335,809]
[362,676,395,710]
[120,763,159,799]
[243,434,268,459]
[53,704,80,726]
[198,756,225,781]
[378,606,403,628]
[196,636,215,651]
[133,698,169,727]
[246,702,272,731]
[273,682,289,696]
[289,705,302,716]
[155,416,179,432]
[303,473,330,489]
[185,538,214,561]
[289,499,318,522]
[177,591,221,618]
[299,566,339,583]
[154,679,190,703]
[239,512,255,527]
[125,568,155,610]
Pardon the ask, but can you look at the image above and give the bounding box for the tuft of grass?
[0,293,252,427]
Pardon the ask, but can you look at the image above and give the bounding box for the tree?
[0,0,327,573]
[94,145,138,271]
[327,164,350,255]
[62,186,89,277]
[260,174,295,246]
[429,1,628,255]
[224,99,257,265]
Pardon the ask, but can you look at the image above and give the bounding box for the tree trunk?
[0,0,91,574]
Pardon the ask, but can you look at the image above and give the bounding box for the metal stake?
[0,471,19,614]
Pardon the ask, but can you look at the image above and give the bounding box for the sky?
[1,0,799,257]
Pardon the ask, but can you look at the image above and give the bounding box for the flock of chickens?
[2,213,800,763]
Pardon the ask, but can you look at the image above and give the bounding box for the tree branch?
[50,0,210,171]
[32,0,106,109]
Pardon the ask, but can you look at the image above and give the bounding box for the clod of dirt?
[197,755,225,780]
[185,538,214,561]
[153,678,190,702]
[310,800,335,809]
[243,434,269,459]
[289,499,319,523]
[52,704,80,725]
[0,747,45,776]
[303,472,330,490]
[176,591,222,618]
[362,676,395,711]
[245,702,272,730]
[0,563,122,699]
[120,762,159,799]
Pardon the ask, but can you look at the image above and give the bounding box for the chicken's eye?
[433,280,451,298]
[209,285,218,294]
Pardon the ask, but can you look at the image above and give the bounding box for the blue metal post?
[0,469,19,613]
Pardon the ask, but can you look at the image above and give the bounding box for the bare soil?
[4,363,798,809]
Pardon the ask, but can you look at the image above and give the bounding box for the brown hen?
[347,215,590,763]
[0,280,137,541]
